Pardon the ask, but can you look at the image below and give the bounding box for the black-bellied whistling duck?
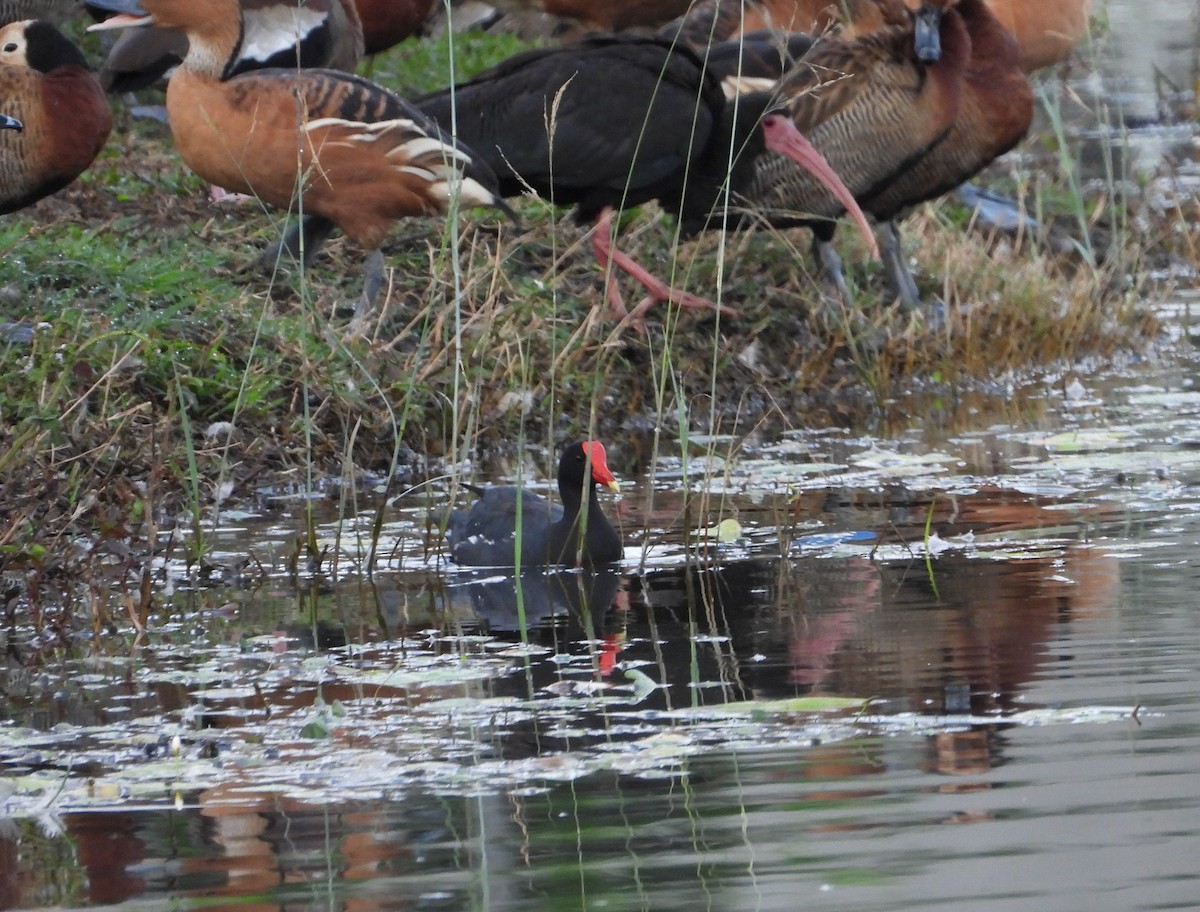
[0,19,111,213]
[447,440,623,568]
[90,0,511,319]
[90,0,363,93]
[416,35,875,320]
[688,0,968,309]
[861,0,1033,307]
[1,113,21,129]
[484,0,693,31]
[355,0,433,55]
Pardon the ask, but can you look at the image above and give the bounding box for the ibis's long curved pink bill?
[761,113,880,260]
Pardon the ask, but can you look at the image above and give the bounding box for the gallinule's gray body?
[447,441,623,568]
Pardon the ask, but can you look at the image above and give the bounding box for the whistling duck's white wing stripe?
[304,119,482,179]
[428,177,495,207]
[241,7,328,64]
[396,137,471,162]
[305,116,353,131]
[398,165,436,180]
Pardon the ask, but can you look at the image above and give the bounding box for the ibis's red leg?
[591,208,738,320]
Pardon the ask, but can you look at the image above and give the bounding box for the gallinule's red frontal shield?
[447,441,623,568]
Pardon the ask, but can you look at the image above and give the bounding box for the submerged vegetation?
[0,24,1182,620]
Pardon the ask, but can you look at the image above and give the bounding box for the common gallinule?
[447,441,623,568]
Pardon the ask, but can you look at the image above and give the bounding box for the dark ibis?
[416,34,877,320]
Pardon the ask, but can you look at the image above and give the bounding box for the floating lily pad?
[681,696,870,716]
[1036,429,1139,453]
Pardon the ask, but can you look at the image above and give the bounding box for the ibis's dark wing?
[416,36,726,220]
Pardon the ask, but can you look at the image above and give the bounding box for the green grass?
[369,30,546,95]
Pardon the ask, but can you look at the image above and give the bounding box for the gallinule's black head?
[447,440,623,568]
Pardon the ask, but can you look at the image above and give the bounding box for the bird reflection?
[446,568,625,677]
[454,568,621,633]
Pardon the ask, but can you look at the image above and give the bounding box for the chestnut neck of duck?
[147,0,244,79]
[934,3,971,75]
[957,0,1020,74]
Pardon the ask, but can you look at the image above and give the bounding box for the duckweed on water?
[0,624,1139,821]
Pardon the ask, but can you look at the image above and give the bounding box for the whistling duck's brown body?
[985,0,1090,71]
[862,0,1033,305]
[355,0,433,54]
[700,1,967,302]
[1,1,85,24]
[98,0,507,314]
[864,0,1032,220]
[486,0,694,31]
[150,0,497,245]
[92,0,443,92]
[676,0,1089,72]
[0,19,111,214]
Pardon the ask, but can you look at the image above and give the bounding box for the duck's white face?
[0,20,31,67]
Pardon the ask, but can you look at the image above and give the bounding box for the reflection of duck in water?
[634,555,883,704]
[455,569,625,673]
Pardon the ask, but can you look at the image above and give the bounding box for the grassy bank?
[0,27,1171,616]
